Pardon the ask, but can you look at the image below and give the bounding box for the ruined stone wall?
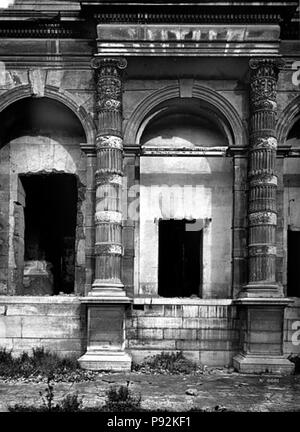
[0,297,85,357]
[125,300,239,366]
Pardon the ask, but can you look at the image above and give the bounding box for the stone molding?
[277,95,300,146]
[0,84,96,150]
[96,24,280,57]
[124,83,247,148]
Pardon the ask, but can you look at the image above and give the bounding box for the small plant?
[102,381,142,412]
[9,374,83,412]
[0,346,85,381]
[132,351,199,375]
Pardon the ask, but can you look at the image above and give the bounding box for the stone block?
[176,340,236,351]
[182,318,235,330]
[164,305,183,317]
[182,305,199,317]
[0,337,13,350]
[6,302,81,317]
[136,317,183,329]
[128,339,176,350]
[163,329,197,339]
[200,350,234,367]
[21,316,82,339]
[0,316,22,338]
[137,328,163,339]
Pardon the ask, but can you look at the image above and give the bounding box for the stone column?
[90,57,127,297]
[244,58,284,297]
[233,58,294,374]
[78,57,131,371]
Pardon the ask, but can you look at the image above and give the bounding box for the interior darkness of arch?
[140,98,229,148]
[0,97,86,147]
[21,174,78,295]
[286,118,300,146]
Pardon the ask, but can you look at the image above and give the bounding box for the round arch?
[0,84,96,148]
[124,83,247,147]
[277,95,300,146]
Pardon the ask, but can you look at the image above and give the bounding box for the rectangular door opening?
[158,219,203,297]
[20,173,78,295]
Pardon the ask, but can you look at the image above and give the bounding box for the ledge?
[133,297,234,305]
[233,297,294,306]
[0,295,80,304]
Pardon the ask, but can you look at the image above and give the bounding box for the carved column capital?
[249,58,284,110]
[91,57,127,72]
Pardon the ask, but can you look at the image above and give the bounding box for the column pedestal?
[233,298,294,374]
[78,298,131,371]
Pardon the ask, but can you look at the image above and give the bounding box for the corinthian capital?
[249,58,284,107]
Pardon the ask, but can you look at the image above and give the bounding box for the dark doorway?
[287,229,300,297]
[20,174,78,294]
[158,219,202,297]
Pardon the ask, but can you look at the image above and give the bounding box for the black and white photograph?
[0,0,299,421]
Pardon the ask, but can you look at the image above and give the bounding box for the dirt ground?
[0,370,299,412]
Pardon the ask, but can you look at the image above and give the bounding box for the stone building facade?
[0,0,299,373]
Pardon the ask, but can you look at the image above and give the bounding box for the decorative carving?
[91,57,127,71]
[96,135,123,150]
[249,211,277,226]
[95,211,122,224]
[249,58,284,108]
[95,244,123,256]
[91,57,127,115]
[95,172,123,185]
[246,58,282,287]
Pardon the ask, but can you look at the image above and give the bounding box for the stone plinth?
[78,298,132,371]
[233,298,294,374]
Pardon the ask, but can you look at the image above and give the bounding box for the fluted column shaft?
[91,57,127,293]
[246,58,283,295]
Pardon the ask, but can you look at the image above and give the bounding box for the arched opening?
[0,97,87,295]
[0,96,86,148]
[136,98,233,299]
[284,117,300,297]
[140,98,229,149]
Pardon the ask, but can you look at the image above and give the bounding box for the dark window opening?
[158,219,203,297]
[20,174,77,295]
[287,229,300,297]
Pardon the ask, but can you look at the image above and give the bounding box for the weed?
[9,374,83,412]
[132,351,199,375]
[0,346,81,380]
[102,381,142,412]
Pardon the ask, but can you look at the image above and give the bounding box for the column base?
[233,353,295,375]
[78,350,132,372]
[239,283,284,298]
[90,280,127,300]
